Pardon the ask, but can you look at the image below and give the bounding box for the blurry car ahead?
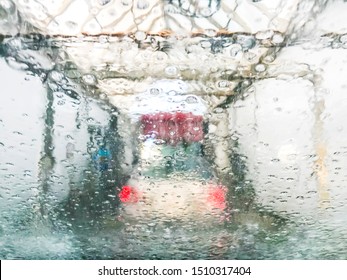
[117,111,229,224]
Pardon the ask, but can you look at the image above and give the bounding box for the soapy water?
[1,0,347,259]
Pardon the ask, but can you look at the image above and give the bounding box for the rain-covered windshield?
[1,0,347,260]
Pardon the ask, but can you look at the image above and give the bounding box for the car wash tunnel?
[1,0,347,260]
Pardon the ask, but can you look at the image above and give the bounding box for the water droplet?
[165,66,178,76]
[186,96,198,104]
[98,36,109,44]
[121,0,130,5]
[150,88,160,95]
[256,30,274,40]
[164,3,178,14]
[230,44,242,57]
[200,40,211,49]
[214,107,224,114]
[87,117,95,123]
[155,51,168,61]
[99,93,107,99]
[6,57,28,71]
[200,7,212,17]
[65,21,78,29]
[7,37,22,49]
[98,0,111,5]
[49,70,64,82]
[272,33,284,44]
[205,29,217,37]
[340,34,347,43]
[55,91,64,98]
[154,139,166,145]
[23,170,32,178]
[244,52,257,62]
[135,31,146,41]
[263,54,276,63]
[82,74,97,86]
[210,66,218,73]
[255,64,266,72]
[236,35,256,50]
[217,80,230,89]
[137,0,149,9]
[13,131,23,135]
[167,90,178,96]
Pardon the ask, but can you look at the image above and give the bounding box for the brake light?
[119,185,139,203]
[207,185,227,210]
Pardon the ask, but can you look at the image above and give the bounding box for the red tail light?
[207,185,227,210]
[119,185,139,203]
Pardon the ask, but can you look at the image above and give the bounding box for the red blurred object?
[207,185,227,210]
[119,185,139,203]
[141,112,204,144]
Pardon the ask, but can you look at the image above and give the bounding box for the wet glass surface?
[1,0,347,260]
